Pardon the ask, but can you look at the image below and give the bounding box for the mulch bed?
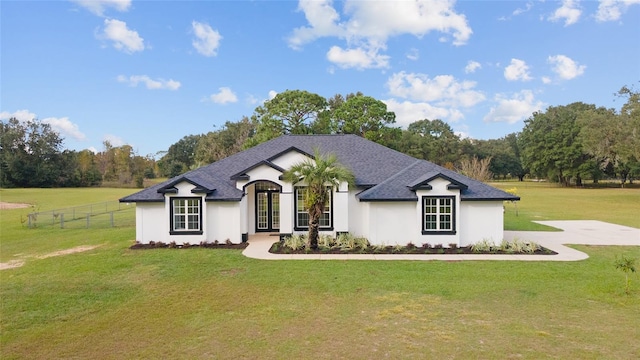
[130,242,249,250]
[269,244,557,255]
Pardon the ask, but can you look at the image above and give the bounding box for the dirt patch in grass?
[0,245,102,270]
[36,245,102,259]
[0,260,26,270]
[0,202,31,210]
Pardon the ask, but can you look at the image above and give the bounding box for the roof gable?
[157,177,215,194]
[408,172,469,191]
[230,160,286,180]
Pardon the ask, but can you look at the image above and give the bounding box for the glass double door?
[256,191,279,232]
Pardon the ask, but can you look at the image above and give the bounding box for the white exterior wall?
[279,190,293,234]
[206,201,242,244]
[245,183,256,234]
[333,181,349,234]
[459,201,504,246]
[347,189,367,237]
[366,202,419,245]
[135,203,165,243]
[240,195,248,236]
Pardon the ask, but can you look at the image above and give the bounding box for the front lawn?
[2,244,639,359]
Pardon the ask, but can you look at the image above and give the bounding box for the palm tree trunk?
[308,219,319,249]
[307,203,323,250]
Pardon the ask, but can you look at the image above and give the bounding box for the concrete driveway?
[243,220,639,261]
[504,220,640,261]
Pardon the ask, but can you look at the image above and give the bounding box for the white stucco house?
[120,135,519,247]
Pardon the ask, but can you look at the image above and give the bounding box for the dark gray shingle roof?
[120,135,519,203]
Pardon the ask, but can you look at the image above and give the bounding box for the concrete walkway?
[242,220,639,262]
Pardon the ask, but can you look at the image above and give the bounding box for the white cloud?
[385,71,485,125]
[542,76,552,84]
[192,21,222,57]
[0,109,37,122]
[117,75,181,90]
[384,98,464,127]
[548,54,586,80]
[387,71,485,108]
[0,110,86,141]
[406,48,419,61]
[483,90,544,124]
[504,58,533,81]
[288,0,472,69]
[100,19,145,53]
[42,117,86,140]
[209,87,238,104]
[595,0,640,22]
[513,2,534,16]
[103,134,125,147]
[288,0,343,49]
[71,0,131,16]
[268,90,278,100]
[464,60,481,74]
[548,0,582,26]
[326,45,390,69]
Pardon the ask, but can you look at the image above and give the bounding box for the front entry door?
[256,191,279,232]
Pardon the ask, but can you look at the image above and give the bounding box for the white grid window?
[172,198,201,233]
[423,197,454,233]
[295,187,331,229]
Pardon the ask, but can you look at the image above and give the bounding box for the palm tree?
[282,149,354,249]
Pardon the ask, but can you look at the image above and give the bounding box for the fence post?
[60,213,64,229]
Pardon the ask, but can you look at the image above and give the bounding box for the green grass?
[1,187,639,359]
[493,181,640,231]
[0,188,135,262]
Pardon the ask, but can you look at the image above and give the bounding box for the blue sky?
[2,0,639,157]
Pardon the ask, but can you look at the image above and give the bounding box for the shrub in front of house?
[272,235,554,255]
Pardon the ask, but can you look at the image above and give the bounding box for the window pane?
[297,212,309,228]
[257,193,268,229]
[319,212,330,227]
[271,192,280,229]
[174,216,185,230]
[175,200,185,214]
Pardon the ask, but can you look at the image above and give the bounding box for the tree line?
[0,118,155,188]
[2,87,638,188]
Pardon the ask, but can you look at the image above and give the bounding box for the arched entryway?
[253,181,281,232]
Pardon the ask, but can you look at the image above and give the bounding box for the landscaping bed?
[130,241,248,250]
[269,236,557,255]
